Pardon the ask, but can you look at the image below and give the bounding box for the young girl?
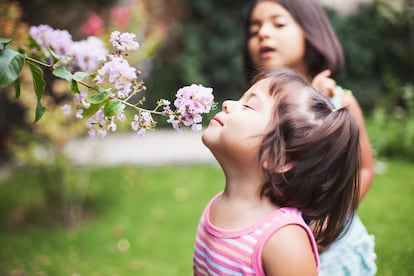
[193,68,360,275]
[243,0,376,274]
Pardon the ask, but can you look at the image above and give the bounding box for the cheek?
[286,29,306,58]
[247,39,260,65]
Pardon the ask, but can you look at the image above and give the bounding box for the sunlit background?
[0,0,413,275]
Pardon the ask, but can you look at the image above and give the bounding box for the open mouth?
[259,46,275,57]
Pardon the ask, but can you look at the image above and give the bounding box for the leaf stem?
[120,99,164,115]
[25,56,52,68]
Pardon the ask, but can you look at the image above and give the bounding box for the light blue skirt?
[319,214,377,276]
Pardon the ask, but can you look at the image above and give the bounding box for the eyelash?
[249,31,258,38]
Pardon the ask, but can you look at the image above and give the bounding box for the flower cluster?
[21,25,216,138]
[166,85,215,131]
[29,25,108,72]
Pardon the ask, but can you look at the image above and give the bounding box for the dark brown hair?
[243,0,345,84]
[256,68,360,249]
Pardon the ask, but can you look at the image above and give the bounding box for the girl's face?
[202,78,274,163]
[247,1,308,76]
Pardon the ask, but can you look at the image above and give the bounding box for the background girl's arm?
[342,94,375,200]
[312,70,375,200]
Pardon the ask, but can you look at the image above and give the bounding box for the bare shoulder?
[262,224,318,276]
[341,92,367,127]
[339,89,355,107]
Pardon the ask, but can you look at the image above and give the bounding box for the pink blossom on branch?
[167,84,215,131]
[26,25,216,138]
[110,31,140,52]
[94,55,137,98]
[29,25,72,56]
[28,25,108,73]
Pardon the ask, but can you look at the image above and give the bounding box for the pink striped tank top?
[193,193,320,275]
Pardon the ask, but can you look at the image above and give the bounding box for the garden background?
[0,0,413,275]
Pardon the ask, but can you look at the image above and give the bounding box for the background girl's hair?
[243,0,345,83]
[256,68,360,248]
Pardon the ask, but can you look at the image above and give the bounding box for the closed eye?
[243,104,254,110]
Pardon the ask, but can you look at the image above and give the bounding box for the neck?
[290,62,311,81]
[219,159,266,201]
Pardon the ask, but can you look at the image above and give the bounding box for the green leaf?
[104,100,123,117]
[89,72,98,79]
[71,80,80,94]
[82,103,102,118]
[53,66,72,81]
[72,71,90,82]
[87,88,112,104]
[14,78,21,99]
[28,36,41,51]
[48,47,62,64]
[0,48,25,87]
[70,71,89,94]
[27,61,46,122]
[48,47,73,64]
[0,38,12,50]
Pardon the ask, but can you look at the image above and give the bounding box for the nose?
[222,100,236,113]
[258,22,272,39]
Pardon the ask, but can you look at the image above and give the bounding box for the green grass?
[358,159,414,275]
[0,160,413,275]
[0,165,224,275]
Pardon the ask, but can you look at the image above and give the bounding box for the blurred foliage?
[0,0,166,161]
[0,1,89,162]
[145,0,252,108]
[327,0,414,161]
[1,0,413,160]
[14,0,118,39]
[0,0,166,226]
[329,0,414,112]
[148,0,413,112]
[0,1,31,162]
[367,84,414,161]
[147,0,414,158]
[0,1,28,45]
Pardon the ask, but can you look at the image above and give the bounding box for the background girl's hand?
[312,70,336,98]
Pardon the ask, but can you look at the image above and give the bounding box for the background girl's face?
[247,1,308,76]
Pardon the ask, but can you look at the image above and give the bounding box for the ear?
[262,160,294,173]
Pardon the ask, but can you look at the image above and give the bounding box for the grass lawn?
[0,159,413,275]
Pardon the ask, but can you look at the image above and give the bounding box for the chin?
[201,130,212,147]
[201,130,220,153]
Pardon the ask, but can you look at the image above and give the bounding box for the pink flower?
[110,6,130,29]
[131,112,155,136]
[167,84,215,131]
[81,14,104,36]
[95,55,137,98]
[29,25,72,55]
[70,37,108,72]
[110,31,139,52]
[61,104,72,115]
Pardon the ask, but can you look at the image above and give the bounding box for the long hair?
[256,68,360,249]
[243,0,345,84]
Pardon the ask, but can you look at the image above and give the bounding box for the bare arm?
[262,225,318,276]
[312,70,375,200]
[341,94,375,200]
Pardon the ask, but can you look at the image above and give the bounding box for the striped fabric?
[193,193,319,275]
